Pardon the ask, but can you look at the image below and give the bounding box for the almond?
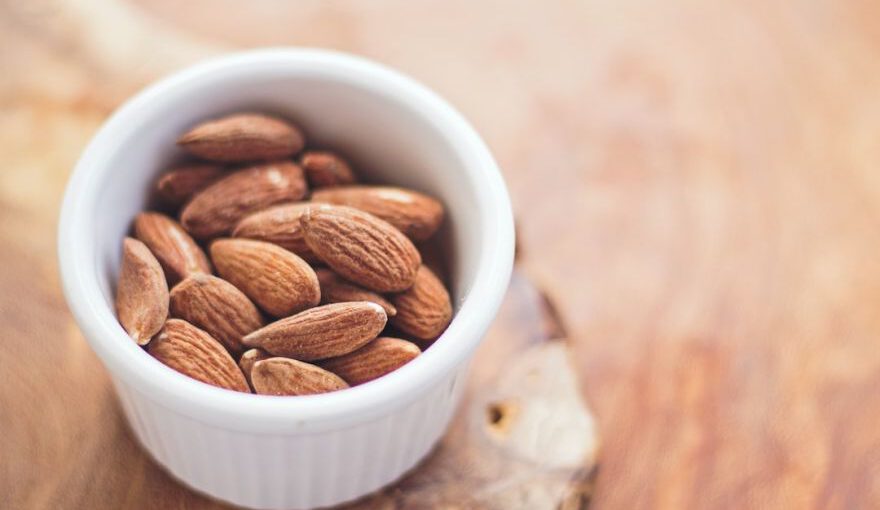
[155,164,224,210]
[180,161,307,240]
[148,319,249,392]
[316,268,396,317]
[134,212,211,285]
[251,358,348,396]
[169,274,264,356]
[239,348,270,388]
[177,113,305,162]
[311,186,444,241]
[243,302,387,360]
[116,237,169,345]
[320,337,420,385]
[391,265,452,340]
[210,238,320,317]
[299,150,356,188]
[232,202,319,263]
[300,205,421,292]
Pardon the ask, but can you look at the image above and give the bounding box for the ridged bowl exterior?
[113,364,468,509]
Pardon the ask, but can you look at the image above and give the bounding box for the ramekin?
[58,48,514,509]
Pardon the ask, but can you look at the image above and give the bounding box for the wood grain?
[4,0,880,508]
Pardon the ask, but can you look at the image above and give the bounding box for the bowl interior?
[62,50,512,429]
[95,72,482,307]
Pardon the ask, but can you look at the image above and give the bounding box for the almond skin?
[169,274,264,356]
[148,319,249,392]
[134,212,211,285]
[243,302,387,360]
[239,348,270,388]
[177,113,305,163]
[391,265,453,340]
[232,202,319,263]
[155,164,224,210]
[315,268,396,317]
[311,186,444,241]
[320,337,420,385]
[300,205,421,292]
[116,237,169,345]
[299,150,356,188]
[251,358,348,396]
[210,238,320,317]
[180,161,307,240]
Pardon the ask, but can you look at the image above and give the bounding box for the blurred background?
[4,0,880,508]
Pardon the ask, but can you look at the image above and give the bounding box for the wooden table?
[3,1,880,508]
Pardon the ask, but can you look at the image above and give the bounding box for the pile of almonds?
[115,113,452,396]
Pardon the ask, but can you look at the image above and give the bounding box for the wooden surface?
[4,0,880,508]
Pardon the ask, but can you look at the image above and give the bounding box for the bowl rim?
[58,48,514,433]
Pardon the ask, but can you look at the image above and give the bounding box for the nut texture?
[116,237,169,345]
[251,357,349,396]
[243,302,387,360]
[180,161,307,240]
[147,319,249,393]
[232,202,319,263]
[311,185,444,241]
[239,348,270,388]
[134,212,211,285]
[391,265,453,340]
[301,205,421,292]
[155,164,224,210]
[315,268,396,317]
[299,150,356,188]
[177,113,305,162]
[169,274,264,356]
[210,238,320,318]
[320,337,420,386]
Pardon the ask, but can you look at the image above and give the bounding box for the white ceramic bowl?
[58,48,513,509]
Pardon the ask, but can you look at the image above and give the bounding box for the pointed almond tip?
[187,270,212,285]
[122,236,138,251]
[208,237,232,257]
[175,129,202,147]
[241,331,255,344]
[130,329,150,346]
[169,272,207,297]
[299,204,316,230]
[366,300,387,317]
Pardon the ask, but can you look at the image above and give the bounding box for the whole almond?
[251,358,348,396]
[148,319,249,392]
[301,205,421,292]
[155,164,224,210]
[320,337,420,385]
[232,202,319,263]
[180,161,307,240]
[177,113,305,162]
[169,274,264,356]
[134,212,211,285]
[299,150,356,188]
[211,238,320,317]
[311,186,444,241]
[116,237,169,345]
[239,348,270,388]
[316,268,396,317]
[391,265,452,340]
[243,302,387,360]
